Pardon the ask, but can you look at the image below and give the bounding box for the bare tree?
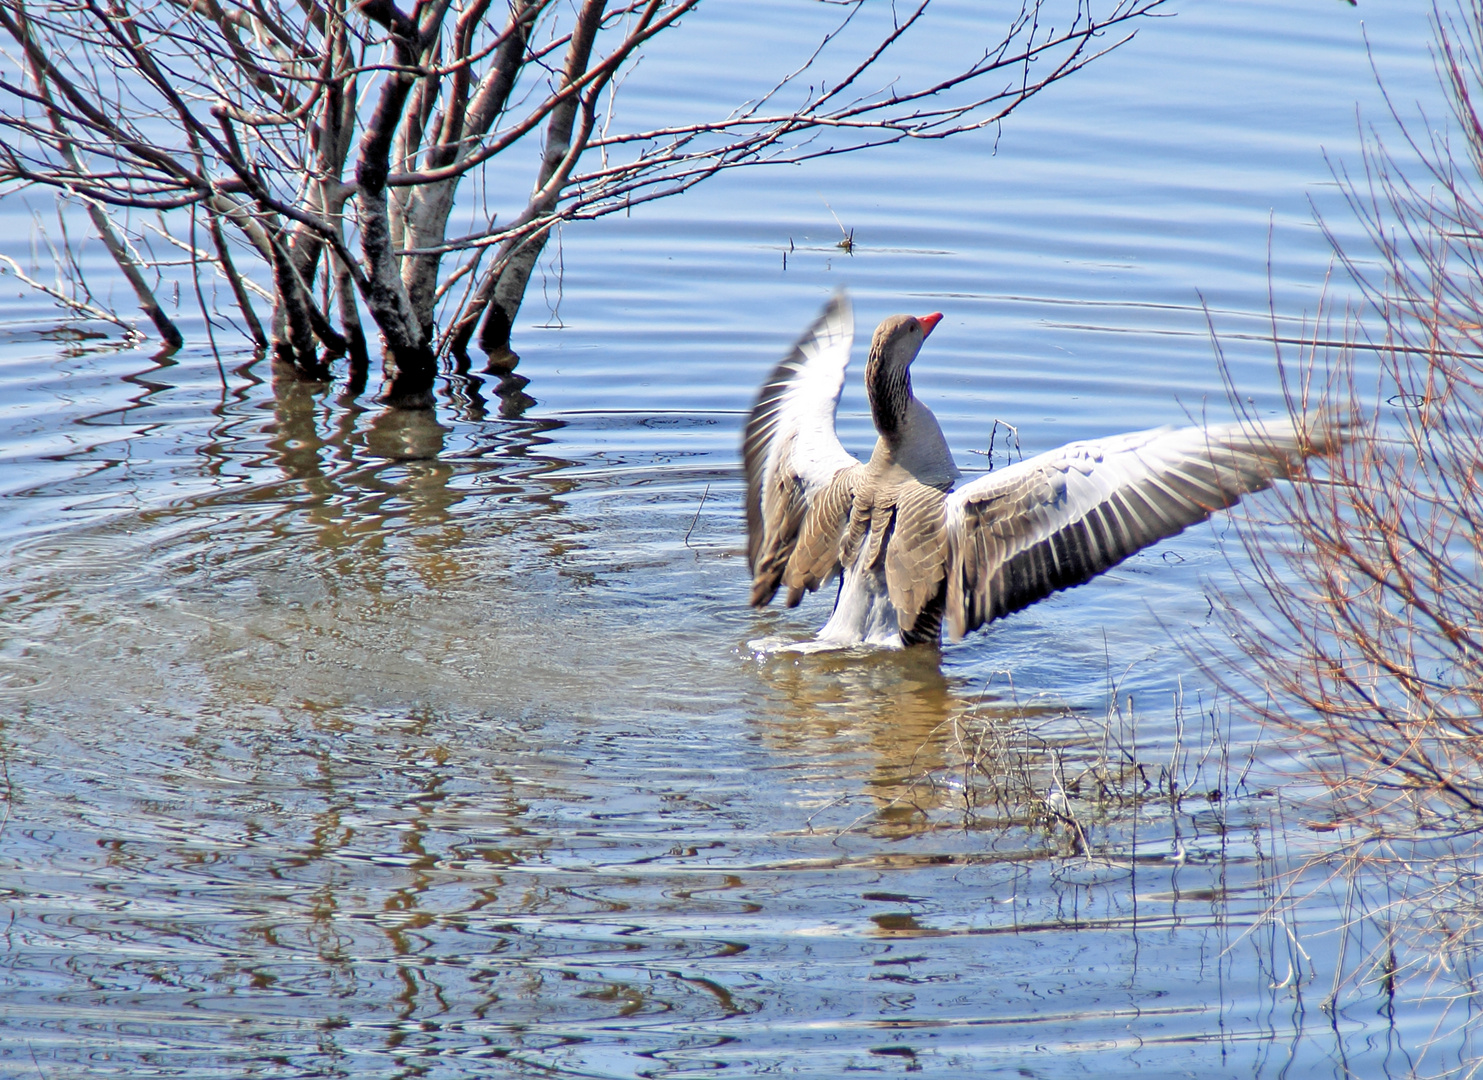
[0,0,1160,406]
[1205,2,1483,976]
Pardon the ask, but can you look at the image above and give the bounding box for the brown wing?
[943,419,1341,641]
[744,292,861,606]
[884,480,949,644]
[781,465,859,606]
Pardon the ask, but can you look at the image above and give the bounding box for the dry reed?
[1203,0,1483,1027]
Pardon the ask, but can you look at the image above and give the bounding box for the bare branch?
[0,0,1162,404]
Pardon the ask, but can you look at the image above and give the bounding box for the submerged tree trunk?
[469,0,603,372]
[477,227,549,372]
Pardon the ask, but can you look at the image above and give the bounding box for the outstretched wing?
[943,419,1336,641]
[744,292,862,607]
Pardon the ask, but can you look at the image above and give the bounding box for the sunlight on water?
[0,0,1472,1076]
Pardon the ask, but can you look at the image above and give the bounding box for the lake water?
[1,0,1474,1076]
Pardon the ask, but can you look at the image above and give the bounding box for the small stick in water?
[684,484,710,548]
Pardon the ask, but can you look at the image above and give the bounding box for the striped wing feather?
[744,292,861,606]
[782,466,858,605]
[885,481,950,645]
[943,421,1322,641]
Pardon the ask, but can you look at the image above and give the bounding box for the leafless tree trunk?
[1,0,1162,407]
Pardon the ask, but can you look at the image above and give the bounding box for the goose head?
[865,312,942,441]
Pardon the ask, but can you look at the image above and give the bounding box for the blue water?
[0,1,1473,1076]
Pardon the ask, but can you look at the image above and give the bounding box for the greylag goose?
[744,291,1338,648]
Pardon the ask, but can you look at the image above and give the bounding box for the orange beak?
[918,312,943,337]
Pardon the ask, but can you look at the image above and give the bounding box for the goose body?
[743,292,1339,649]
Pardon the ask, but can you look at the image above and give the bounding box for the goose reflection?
[750,647,1094,838]
[752,651,967,834]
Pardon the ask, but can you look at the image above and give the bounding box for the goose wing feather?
[943,420,1325,640]
[885,481,950,645]
[744,292,862,606]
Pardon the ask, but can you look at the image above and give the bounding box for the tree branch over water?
[0,0,1163,406]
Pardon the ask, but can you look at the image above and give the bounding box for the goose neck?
[866,352,912,443]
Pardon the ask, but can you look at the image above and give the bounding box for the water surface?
[1,1,1472,1075]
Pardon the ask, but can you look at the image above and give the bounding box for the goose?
[743,291,1339,648]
